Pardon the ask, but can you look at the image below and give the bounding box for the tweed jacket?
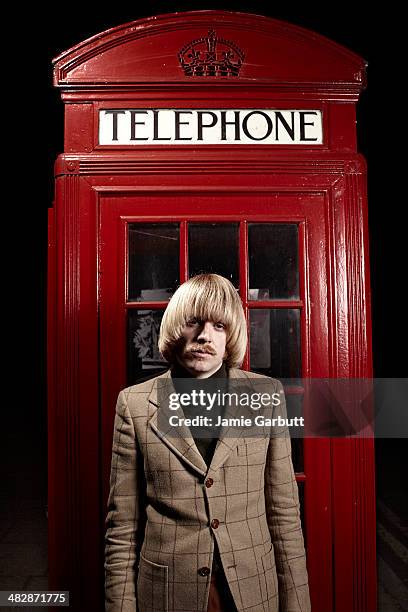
[104,368,311,612]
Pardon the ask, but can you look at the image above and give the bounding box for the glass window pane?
[291,437,304,474]
[248,224,299,300]
[288,392,304,474]
[188,223,239,288]
[127,310,168,385]
[298,481,306,543]
[249,309,301,378]
[128,224,179,301]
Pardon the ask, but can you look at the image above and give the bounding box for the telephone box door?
[99,190,333,611]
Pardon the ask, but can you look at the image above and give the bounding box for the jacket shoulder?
[230,368,281,386]
[230,368,282,392]
[120,369,170,397]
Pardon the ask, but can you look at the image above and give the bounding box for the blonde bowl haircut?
[158,274,247,369]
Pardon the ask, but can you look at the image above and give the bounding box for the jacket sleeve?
[264,380,311,612]
[104,390,146,612]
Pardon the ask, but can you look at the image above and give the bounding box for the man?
[105,273,311,611]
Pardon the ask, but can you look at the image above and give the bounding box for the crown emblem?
[178,29,245,77]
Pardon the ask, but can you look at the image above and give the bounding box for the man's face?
[176,317,227,378]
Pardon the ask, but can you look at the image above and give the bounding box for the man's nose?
[196,321,213,342]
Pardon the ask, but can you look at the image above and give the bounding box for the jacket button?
[205,478,214,488]
[198,566,211,576]
[211,518,220,529]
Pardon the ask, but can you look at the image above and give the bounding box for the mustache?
[185,344,217,356]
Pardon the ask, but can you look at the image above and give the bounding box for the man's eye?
[214,322,225,329]
[187,318,199,326]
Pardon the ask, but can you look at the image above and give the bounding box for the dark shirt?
[170,361,228,576]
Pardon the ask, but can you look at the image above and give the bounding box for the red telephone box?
[49,10,376,611]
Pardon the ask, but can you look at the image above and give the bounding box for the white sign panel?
[99,109,323,145]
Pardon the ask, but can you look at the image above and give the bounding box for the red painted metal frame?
[49,10,375,612]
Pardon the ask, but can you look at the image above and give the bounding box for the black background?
[4,0,406,575]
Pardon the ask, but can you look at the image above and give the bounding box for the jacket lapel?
[207,368,256,472]
[147,370,208,477]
